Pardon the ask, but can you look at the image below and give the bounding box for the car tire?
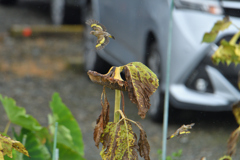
[146,42,163,122]
[0,0,17,5]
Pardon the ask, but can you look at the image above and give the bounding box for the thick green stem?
[114,89,121,123]
[230,30,240,45]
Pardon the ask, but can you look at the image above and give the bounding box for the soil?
[0,2,240,160]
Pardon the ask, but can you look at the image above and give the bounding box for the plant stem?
[230,30,240,45]
[3,121,11,135]
[52,122,58,160]
[232,23,240,30]
[114,89,121,123]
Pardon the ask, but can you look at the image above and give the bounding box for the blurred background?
[0,0,239,159]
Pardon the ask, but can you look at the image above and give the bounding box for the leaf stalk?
[3,121,11,135]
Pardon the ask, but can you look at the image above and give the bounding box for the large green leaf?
[0,95,43,131]
[15,128,50,160]
[49,93,84,156]
[3,149,16,160]
[48,115,76,151]
[57,143,85,160]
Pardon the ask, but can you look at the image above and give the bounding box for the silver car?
[84,0,240,121]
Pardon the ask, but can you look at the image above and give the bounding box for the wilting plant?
[87,62,159,159]
[202,16,240,160]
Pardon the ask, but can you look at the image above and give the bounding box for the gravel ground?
[0,2,240,160]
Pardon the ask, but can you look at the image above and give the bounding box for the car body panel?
[22,0,86,6]
[92,0,240,111]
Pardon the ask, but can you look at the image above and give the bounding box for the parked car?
[0,0,89,25]
[84,0,240,121]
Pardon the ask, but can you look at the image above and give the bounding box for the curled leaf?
[88,62,159,119]
[0,134,30,158]
[12,140,30,158]
[124,62,159,119]
[0,135,12,158]
[138,129,150,160]
[93,87,110,148]
[202,16,232,43]
[87,67,128,91]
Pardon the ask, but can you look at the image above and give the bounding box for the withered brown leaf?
[0,134,30,158]
[138,129,150,160]
[227,126,240,156]
[100,121,139,160]
[88,62,159,119]
[93,87,110,148]
[87,67,128,91]
[12,140,30,158]
[0,135,12,158]
[167,123,195,140]
[124,62,159,119]
[122,133,139,160]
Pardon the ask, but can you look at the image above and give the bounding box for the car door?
[99,0,139,65]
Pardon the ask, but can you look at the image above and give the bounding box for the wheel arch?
[144,31,158,64]
[144,30,164,91]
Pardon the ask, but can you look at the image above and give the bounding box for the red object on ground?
[22,27,32,37]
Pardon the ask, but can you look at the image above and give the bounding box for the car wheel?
[51,0,65,25]
[0,0,17,5]
[146,42,163,122]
